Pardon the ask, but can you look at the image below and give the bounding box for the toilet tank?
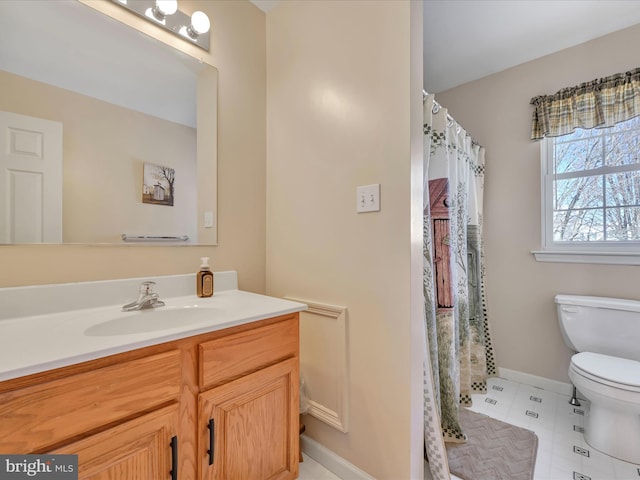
[555,294,640,362]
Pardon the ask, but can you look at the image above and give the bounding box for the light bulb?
[190,11,210,35]
[155,0,178,16]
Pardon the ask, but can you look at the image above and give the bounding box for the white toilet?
[556,294,640,464]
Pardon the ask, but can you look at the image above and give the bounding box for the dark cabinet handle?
[207,418,215,465]
[170,436,178,480]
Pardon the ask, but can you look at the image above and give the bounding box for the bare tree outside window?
[551,116,640,243]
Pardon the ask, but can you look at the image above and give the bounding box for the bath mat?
[446,408,538,480]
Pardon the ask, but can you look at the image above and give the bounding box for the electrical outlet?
[356,184,380,213]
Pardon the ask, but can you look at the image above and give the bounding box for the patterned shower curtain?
[422,94,496,479]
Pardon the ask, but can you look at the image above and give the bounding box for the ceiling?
[251,0,640,93]
[423,0,640,93]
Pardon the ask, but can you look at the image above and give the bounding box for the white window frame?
[532,134,640,265]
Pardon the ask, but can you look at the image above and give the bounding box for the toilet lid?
[572,352,640,388]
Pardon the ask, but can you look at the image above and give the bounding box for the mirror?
[0,0,217,245]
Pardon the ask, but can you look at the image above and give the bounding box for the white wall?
[266,1,423,478]
[437,23,640,384]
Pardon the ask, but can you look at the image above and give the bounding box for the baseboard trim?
[300,434,375,480]
[498,367,573,396]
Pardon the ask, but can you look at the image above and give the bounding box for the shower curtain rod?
[423,90,482,148]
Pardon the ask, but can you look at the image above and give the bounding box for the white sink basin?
[0,276,307,383]
[85,304,220,336]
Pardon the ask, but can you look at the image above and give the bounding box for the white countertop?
[0,273,306,382]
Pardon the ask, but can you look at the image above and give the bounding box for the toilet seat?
[571,352,640,392]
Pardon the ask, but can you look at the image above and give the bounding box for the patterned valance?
[530,67,640,140]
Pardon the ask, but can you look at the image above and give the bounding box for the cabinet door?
[199,358,299,480]
[51,404,179,480]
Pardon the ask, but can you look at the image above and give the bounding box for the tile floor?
[298,453,342,480]
[469,377,640,480]
[299,377,640,480]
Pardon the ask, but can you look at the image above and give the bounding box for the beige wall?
[266,1,422,478]
[0,0,267,293]
[436,23,640,384]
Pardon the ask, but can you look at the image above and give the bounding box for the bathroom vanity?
[0,272,306,479]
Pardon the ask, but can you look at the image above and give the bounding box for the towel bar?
[121,234,189,242]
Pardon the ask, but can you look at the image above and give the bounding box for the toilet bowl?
[556,294,640,464]
[569,351,640,463]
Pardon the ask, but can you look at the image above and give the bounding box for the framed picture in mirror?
[142,163,175,207]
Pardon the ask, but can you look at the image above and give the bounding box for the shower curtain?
[422,94,496,479]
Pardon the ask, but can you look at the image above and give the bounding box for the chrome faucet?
[122,281,165,312]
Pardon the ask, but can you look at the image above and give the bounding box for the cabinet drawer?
[199,317,298,389]
[0,350,181,453]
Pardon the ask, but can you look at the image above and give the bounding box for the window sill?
[532,250,640,265]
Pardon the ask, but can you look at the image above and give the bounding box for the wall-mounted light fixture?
[111,0,210,51]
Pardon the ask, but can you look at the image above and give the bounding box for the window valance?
[530,67,640,140]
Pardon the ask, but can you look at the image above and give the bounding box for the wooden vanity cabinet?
[198,359,299,480]
[197,315,300,480]
[0,313,300,480]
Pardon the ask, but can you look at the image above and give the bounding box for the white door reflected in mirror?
[0,111,62,243]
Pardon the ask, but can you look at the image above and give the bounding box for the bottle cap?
[200,257,210,269]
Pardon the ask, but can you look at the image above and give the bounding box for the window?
[530,67,640,264]
[538,116,640,263]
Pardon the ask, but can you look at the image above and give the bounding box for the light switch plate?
[204,211,214,228]
[356,184,380,213]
